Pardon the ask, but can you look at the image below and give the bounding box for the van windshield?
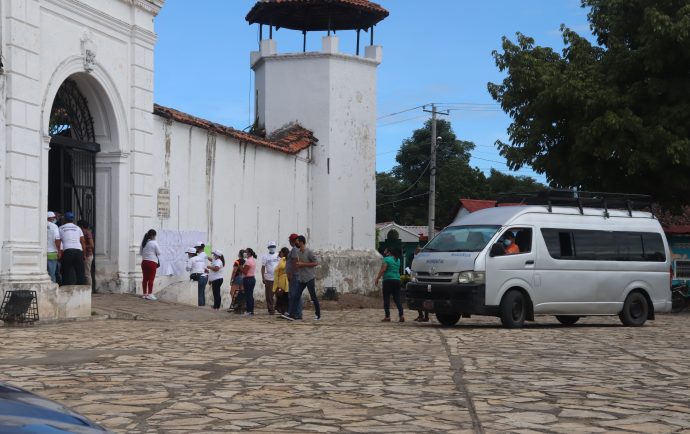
[424,226,500,252]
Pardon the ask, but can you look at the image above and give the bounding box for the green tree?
[485,169,545,197]
[388,119,486,225]
[488,0,690,205]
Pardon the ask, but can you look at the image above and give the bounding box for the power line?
[433,102,500,107]
[377,104,426,121]
[377,162,430,197]
[377,114,427,128]
[377,192,430,208]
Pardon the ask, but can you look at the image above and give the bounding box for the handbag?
[156,258,161,269]
[190,273,200,281]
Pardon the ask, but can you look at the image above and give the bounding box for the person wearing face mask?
[46,211,61,283]
[206,250,225,310]
[503,232,520,255]
[193,242,209,306]
[228,249,246,313]
[261,241,280,315]
[242,248,258,316]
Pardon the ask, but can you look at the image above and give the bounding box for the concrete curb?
[1,313,110,327]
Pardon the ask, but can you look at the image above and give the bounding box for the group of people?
[138,231,322,320]
[46,211,95,286]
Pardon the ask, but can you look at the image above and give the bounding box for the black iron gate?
[48,137,98,226]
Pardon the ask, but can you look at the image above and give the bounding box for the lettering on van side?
[426,259,444,264]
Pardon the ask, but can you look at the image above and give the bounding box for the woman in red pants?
[139,229,161,300]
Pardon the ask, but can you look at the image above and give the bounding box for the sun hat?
[267,241,277,248]
[186,247,196,254]
[47,211,56,218]
[212,249,223,256]
[194,241,205,247]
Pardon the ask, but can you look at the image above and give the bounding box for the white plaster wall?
[253,38,380,251]
[146,117,311,295]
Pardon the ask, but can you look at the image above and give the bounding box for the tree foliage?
[488,0,690,205]
[377,120,544,225]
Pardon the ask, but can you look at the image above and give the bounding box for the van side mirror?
[490,242,506,257]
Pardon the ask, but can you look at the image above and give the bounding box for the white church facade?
[0,0,388,319]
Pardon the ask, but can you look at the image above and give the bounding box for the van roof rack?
[495,189,653,217]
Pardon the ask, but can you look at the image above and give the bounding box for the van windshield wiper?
[448,249,477,252]
[424,248,440,252]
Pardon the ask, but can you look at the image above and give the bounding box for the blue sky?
[154,0,592,183]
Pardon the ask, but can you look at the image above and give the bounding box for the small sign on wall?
[157,188,170,219]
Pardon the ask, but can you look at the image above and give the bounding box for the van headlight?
[411,273,418,283]
[458,271,485,284]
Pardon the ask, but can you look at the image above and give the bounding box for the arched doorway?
[48,78,99,288]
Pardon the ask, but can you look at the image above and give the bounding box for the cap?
[47,211,56,218]
[186,248,197,254]
[194,241,204,247]
[64,211,75,220]
[289,233,299,240]
[212,249,223,257]
[267,241,277,248]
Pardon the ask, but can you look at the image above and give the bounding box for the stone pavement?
[1,295,690,433]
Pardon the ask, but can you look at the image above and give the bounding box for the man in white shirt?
[261,241,280,315]
[46,211,61,283]
[193,241,209,306]
[58,211,86,285]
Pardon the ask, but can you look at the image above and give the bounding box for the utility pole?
[423,104,449,243]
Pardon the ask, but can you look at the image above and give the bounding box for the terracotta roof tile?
[666,225,690,234]
[153,104,317,155]
[459,199,498,213]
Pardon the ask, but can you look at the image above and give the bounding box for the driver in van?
[503,232,520,255]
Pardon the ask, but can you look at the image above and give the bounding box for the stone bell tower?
[246,0,389,292]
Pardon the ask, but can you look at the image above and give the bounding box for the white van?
[407,199,672,328]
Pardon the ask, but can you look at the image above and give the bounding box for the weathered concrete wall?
[0,283,90,323]
[316,250,382,296]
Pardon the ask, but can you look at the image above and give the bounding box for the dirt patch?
[317,293,383,311]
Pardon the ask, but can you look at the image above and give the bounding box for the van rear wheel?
[499,290,526,329]
[619,291,648,327]
[436,312,461,327]
[555,315,580,326]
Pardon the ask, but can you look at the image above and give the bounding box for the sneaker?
[243,312,254,317]
[314,315,321,321]
[381,317,391,322]
[281,313,295,321]
[149,294,157,301]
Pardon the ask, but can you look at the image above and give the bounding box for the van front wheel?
[619,291,648,327]
[555,315,579,326]
[499,290,526,329]
[436,312,461,327]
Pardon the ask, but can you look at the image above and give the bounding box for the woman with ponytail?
[207,250,226,310]
[374,247,404,322]
[139,229,161,300]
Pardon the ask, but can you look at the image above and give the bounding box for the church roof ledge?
[153,104,317,155]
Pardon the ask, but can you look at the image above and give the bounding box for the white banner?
[156,230,206,276]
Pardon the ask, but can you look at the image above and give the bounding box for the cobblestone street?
[2,296,690,433]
